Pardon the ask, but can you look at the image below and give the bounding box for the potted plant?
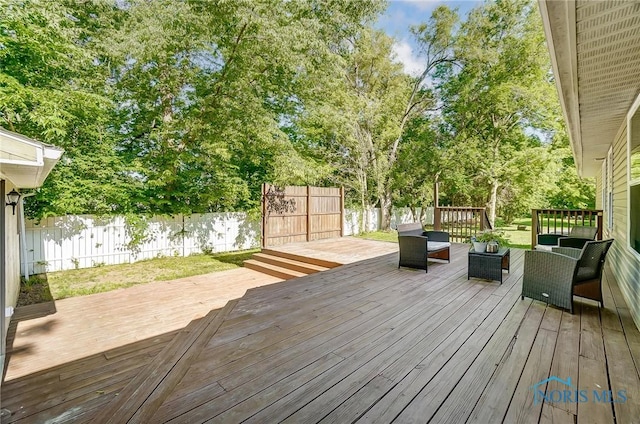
[470,230,510,252]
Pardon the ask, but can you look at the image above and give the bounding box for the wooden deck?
[2,240,640,423]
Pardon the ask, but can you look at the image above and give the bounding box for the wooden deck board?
[2,238,640,424]
[501,306,562,424]
[545,308,581,416]
[577,303,615,424]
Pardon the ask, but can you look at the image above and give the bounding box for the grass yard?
[19,249,259,304]
[494,217,533,249]
[356,217,533,249]
[355,230,398,243]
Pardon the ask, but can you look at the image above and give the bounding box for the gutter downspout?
[1,180,7,383]
[19,192,36,280]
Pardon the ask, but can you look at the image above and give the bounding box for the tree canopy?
[0,0,594,222]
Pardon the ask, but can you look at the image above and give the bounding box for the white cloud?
[391,0,444,11]
[392,40,424,77]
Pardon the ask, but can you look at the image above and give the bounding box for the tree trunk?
[409,206,418,222]
[379,188,393,231]
[360,178,367,234]
[488,180,499,228]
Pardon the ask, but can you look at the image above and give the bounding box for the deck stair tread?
[244,259,307,280]
[260,248,342,269]
[250,252,329,274]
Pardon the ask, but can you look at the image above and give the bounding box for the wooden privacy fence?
[433,207,492,243]
[261,184,344,248]
[531,209,603,247]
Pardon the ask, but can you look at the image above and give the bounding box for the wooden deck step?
[260,248,342,269]
[91,300,238,424]
[250,253,329,274]
[244,259,307,280]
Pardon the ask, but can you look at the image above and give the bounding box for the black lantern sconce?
[6,189,21,215]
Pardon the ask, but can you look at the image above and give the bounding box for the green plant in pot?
[470,230,510,252]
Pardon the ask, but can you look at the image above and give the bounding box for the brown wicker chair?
[521,239,613,313]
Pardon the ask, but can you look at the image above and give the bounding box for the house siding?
[604,122,640,331]
[596,169,603,210]
[2,179,21,380]
[4,181,21,315]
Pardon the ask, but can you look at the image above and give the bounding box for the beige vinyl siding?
[596,169,603,210]
[4,182,21,310]
[606,122,640,330]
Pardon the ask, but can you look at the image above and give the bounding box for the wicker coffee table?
[468,247,510,284]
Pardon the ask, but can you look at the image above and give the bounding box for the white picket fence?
[24,207,433,274]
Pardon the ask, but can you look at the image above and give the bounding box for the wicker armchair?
[397,224,451,273]
[557,226,598,249]
[536,226,598,250]
[521,239,613,313]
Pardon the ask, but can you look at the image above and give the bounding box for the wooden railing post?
[597,211,603,240]
[261,183,267,248]
[306,185,311,242]
[340,186,344,237]
[531,209,539,249]
[434,207,441,231]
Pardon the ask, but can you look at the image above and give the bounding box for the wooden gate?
[261,184,344,248]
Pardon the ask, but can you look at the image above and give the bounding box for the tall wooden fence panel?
[262,184,344,248]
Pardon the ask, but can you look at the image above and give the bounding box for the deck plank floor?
[2,238,640,423]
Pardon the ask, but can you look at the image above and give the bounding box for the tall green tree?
[107,0,384,214]
[1,0,135,217]
[294,28,413,230]
[438,0,558,225]
[296,7,458,230]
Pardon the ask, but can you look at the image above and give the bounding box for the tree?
[2,0,384,217]
[544,125,596,210]
[295,7,458,231]
[1,0,136,218]
[438,0,558,226]
[293,28,413,230]
[106,0,384,214]
[390,116,444,220]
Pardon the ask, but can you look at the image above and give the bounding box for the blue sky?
[376,0,481,75]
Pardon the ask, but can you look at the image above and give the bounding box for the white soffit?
[540,0,640,177]
[0,128,64,188]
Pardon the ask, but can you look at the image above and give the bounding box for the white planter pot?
[472,241,487,252]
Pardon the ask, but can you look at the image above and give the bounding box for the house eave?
[538,0,585,175]
[0,128,64,188]
[539,0,640,178]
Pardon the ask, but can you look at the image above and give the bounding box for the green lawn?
[494,217,533,249]
[22,249,259,302]
[356,217,533,249]
[355,230,398,243]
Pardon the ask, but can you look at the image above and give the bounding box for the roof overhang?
[0,128,64,188]
[539,0,640,177]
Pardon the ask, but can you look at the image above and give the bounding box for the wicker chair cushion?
[427,241,451,252]
[534,244,554,252]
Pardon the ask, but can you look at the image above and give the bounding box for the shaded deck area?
[2,240,640,423]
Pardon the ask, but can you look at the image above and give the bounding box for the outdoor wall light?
[6,189,21,215]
